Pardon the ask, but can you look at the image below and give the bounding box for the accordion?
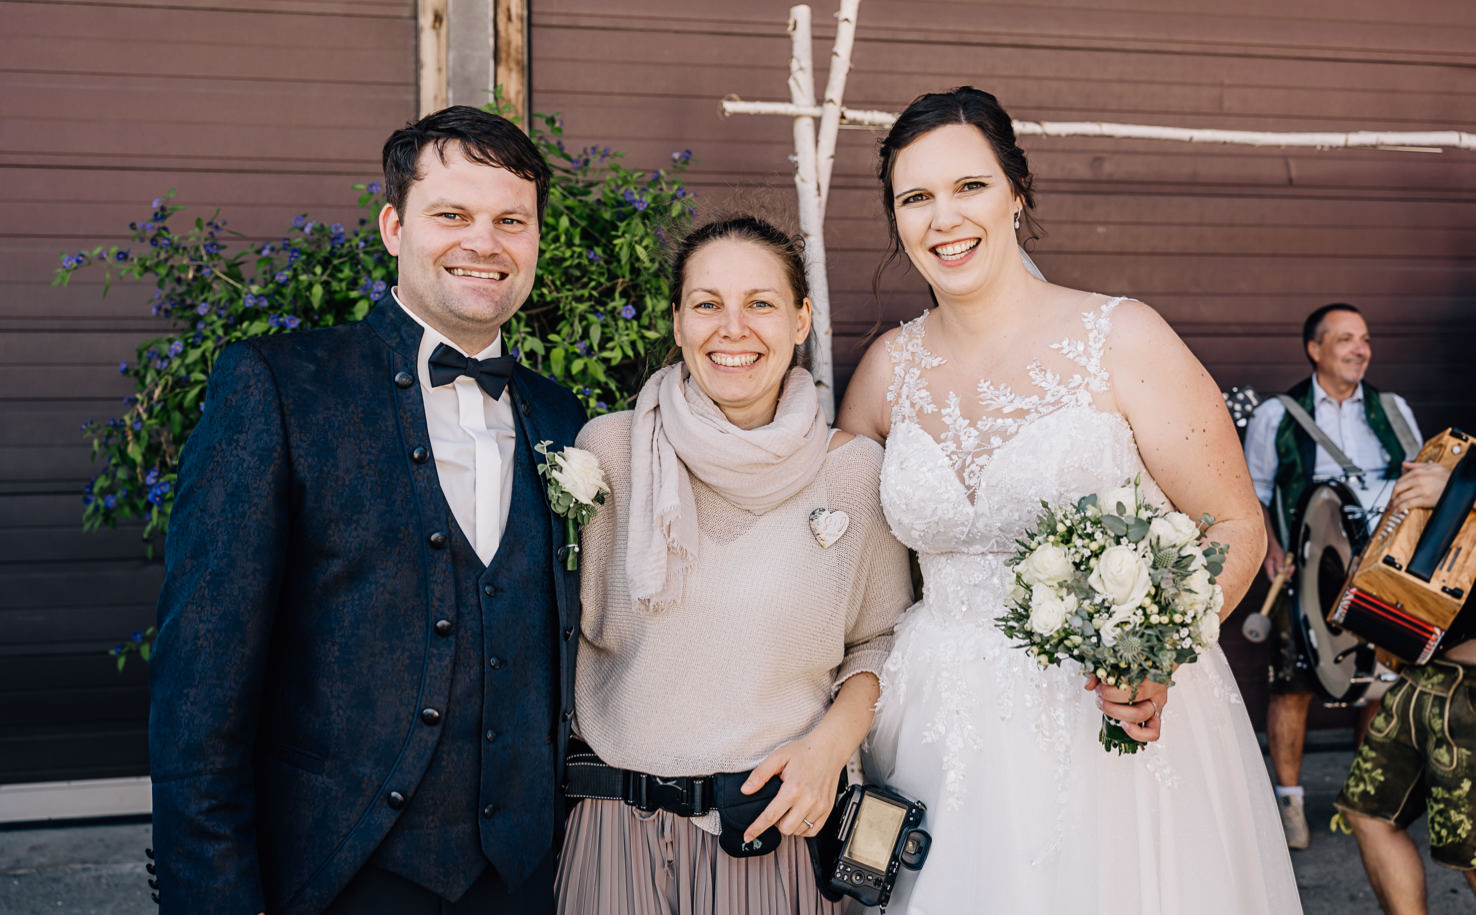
[1329,428,1476,666]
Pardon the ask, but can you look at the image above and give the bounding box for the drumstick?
[1241,562,1294,643]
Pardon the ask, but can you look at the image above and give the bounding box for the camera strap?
[562,739,715,818]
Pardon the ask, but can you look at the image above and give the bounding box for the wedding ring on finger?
[1142,697,1161,720]
[802,817,816,830]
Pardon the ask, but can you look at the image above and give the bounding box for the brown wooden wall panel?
[533,0,1476,733]
[2,0,417,785]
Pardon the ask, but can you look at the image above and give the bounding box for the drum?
[1290,480,1388,704]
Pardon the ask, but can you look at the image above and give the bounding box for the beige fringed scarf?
[625,363,829,613]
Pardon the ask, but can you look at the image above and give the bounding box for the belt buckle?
[629,772,705,817]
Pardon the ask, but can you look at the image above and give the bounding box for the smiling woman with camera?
[554,214,913,913]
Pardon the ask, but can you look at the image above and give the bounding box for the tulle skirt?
[865,605,1303,914]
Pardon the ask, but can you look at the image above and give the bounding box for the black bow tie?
[427,342,516,400]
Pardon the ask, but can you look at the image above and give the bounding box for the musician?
[1335,460,1476,912]
[1242,302,1422,849]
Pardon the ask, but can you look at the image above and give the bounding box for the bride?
[838,87,1302,914]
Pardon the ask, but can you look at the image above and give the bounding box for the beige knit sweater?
[572,411,913,778]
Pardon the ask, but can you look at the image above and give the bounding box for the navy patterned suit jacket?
[148,300,584,913]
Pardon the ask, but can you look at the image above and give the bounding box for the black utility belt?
[563,739,782,856]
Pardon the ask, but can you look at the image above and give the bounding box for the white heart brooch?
[808,507,850,549]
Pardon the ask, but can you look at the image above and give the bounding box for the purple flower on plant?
[115,250,130,262]
[372,280,387,298]
[275,270,290,284]
[285,316,301,330]
[331,223,344,235]
[620,304,637,320]
[293,215,307,228]
[576,341,590,355]
[119,361,128,373]
[595,401,608,411]
[586,249,600,263]
[260,243,274,255]
[168,340,184,357]
[104,494,118,509]
[634,198,648,211]
[145,468,159,485]
[196,303,210,315]
[368,181,382,195]
[152,197,163,209]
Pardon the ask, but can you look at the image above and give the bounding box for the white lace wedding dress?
[865,299,1302,914]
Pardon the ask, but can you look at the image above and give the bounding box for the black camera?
[812,783,930,908]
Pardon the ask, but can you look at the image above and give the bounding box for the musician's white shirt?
[393,289,517,566]
[1244,376,1421,516]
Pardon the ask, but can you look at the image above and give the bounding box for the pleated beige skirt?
[555,799,847,915]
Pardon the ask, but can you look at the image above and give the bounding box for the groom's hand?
[1087,675,1168,743]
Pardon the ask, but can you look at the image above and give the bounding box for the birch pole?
[787,6,836,417]
[815,0,861,222]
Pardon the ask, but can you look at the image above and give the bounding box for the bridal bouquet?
[996,478,1229,755]
[535,441,609,571]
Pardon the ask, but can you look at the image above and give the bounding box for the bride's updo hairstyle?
[665,213,815,370]
[873,87,1036,302]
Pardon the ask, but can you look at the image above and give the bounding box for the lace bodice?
[880,298,1159,558]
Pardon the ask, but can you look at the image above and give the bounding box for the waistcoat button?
[434,619,453,636]
[488,656,503,670]
[482,804,497,818]
[428,531,448,549]
[394,371,414,389]
[420,708,441,725]
[411,445,430,464]
[386,791,406,809]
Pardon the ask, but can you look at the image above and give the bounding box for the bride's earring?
[1013,211,1021,231]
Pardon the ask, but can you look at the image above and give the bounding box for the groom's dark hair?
[381,105,551,223]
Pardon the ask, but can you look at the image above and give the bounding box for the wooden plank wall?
[531,0,1476,729]
[0,0,417,785]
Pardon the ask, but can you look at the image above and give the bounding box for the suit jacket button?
[482,804,497,818]
[411,445,430,464]
[420,708,441,725]
[485,729,497,743]
[394,371,414,389]
[434,619,453,636]
[482,583,496,597]
[488,656,503,670]
[387,791,406,809]
[428,531,448,549]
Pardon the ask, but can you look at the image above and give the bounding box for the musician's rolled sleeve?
[1243,400,1285,508]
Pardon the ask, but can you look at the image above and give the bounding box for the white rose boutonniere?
[535,441,610,570]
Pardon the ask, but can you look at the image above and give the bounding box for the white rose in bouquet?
[1180,544,1208,572]
[1196,607,1222,646]
[1150,512,1199,548]
[1028,585,1074,636]
[1009,581,1028,606]
[1180,567,1215,613]
[1020,543,1073,585]
[550,447,609,504]
[1088,545,1152,608]
[1098,485,1138,516]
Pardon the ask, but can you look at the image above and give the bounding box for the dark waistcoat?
[371,407,558,899]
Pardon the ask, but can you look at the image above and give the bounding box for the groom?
[148,106,584,914]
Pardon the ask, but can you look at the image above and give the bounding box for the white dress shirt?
[1243,375,1421,516]
[393,290,517,565]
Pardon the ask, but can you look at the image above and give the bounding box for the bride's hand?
[1085,674,1168,743]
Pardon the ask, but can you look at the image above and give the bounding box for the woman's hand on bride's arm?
[1084,673,1167,743]
[1103,301,1266,616]
[740,673,880,841]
